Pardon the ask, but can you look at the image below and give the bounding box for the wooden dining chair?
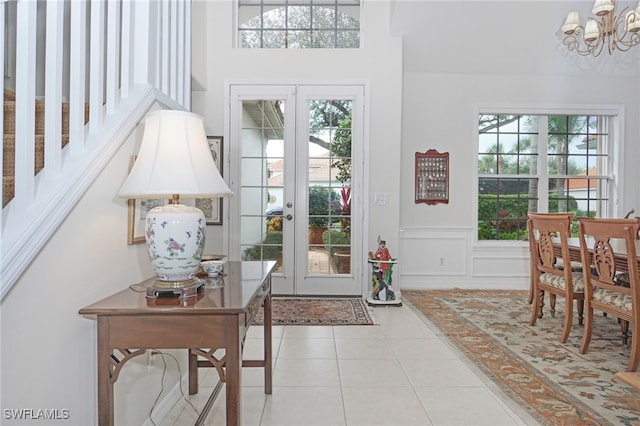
[578,218,640,372]
[527,212,577,304]
[528,213,584,343]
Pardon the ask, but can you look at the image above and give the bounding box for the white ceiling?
[390,0,640,76]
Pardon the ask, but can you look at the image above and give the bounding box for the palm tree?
[548,115,588,213]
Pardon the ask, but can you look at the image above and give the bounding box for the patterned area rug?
[403,289,640,426]
[253,297,374,325]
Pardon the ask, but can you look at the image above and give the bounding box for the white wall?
[1,121,187,425]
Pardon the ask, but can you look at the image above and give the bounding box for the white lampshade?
[119,109,232,199]
[119,109,232,298]
[584,19,600,41]
[592,0,614,16]
[562,11,581,34]
[626,9,640,32]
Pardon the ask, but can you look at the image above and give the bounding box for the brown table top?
[79,261,275,316]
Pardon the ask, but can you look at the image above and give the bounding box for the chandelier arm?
[599,14,616,55]
[613,8,640,49]
[563,27,604,57]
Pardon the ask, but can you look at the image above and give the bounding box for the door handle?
[285,214,293,221]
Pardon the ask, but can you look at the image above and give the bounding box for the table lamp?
[118,110,232,298]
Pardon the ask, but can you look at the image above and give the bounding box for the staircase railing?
[1,0,192,299]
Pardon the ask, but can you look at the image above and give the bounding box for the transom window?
[478,113,613,241]
[238,0,361,48]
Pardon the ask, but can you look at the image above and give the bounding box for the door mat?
[253,297,374,325]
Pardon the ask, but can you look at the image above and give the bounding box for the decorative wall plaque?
[415,149,449,205]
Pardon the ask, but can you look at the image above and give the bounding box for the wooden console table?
[79,261,275,426]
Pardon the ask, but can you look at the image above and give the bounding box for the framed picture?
[126,156,167,245]
[196,136,224,225]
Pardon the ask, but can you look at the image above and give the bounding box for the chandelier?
[561,0,640,56]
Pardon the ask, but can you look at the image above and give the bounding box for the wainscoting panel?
[399,227,472,279]
[399,227,530,290]
[400,233,468,276]
[473,252,530,277]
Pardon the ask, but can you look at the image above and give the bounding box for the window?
[478,113,613,241]
[238,0,360,49]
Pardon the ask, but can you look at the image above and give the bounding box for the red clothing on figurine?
[375,241,392,272]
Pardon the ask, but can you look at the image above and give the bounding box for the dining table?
[557,237,640,275]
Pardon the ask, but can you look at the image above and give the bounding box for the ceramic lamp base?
[152,276,202,289]
[146,279,204,300]
[145,203,207,285]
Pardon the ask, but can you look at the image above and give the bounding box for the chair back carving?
[578,218,640,297]
[528,212,574,277]
[592,238,616,284]
[537,232,556,269]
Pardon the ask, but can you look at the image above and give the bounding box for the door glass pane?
[240,187,263,215]
[239,99,285,273]
[241,158,268,186]
[307,99,352,275]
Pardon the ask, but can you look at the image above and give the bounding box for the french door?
[227,84,364,296]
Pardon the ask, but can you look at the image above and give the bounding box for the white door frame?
[224,81,370,297]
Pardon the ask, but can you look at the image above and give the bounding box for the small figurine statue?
[369,238,395,301]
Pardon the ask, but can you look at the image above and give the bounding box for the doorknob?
[285,214,293,221]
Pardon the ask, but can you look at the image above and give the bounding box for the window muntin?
[238,0,360,49]
[478,114,612,241]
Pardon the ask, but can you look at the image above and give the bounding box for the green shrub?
[308,186,340,227]
[243,231,283,261]
[478,193,578,221]
[478,221,498,240]
[322,230,350,258]
[478,193,579,240]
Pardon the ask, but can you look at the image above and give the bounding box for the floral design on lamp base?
[145,203,206,287]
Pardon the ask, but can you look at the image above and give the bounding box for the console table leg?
[188,349,198,395]
[97,318,114,426]
[264,292,272,394]
[225,316,242,426]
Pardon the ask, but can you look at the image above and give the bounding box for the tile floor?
[159,302,539,426]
